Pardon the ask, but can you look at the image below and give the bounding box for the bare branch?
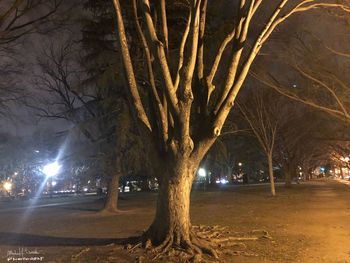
[197,0,207,81]
[174,8,191,91]
[112,0,152,131]
[141,0,179,115]
[251,71,350,124]
[132,0,168,144]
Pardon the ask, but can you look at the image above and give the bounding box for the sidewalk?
[335,178,350,186]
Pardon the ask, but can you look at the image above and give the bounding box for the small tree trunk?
[285,171,292,188]
[339,166,344,179]
[285,161,295,188]
[267,153,276,196]
[100,172,120,214]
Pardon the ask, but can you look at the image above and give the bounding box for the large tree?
[29,40,137,214]
[111,0,349,257]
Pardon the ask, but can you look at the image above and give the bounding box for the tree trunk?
[146,159,195,245]
[100,172,120,214]
[339,166,344,179]
[267,153,276,196]
[142,154,219,258]
[285,161,295,188]
[285,170,292,188]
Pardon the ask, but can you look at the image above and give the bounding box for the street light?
[238,162,243,167]
[198,168,206,177]
[3,181,12,192]
[43,162,61,177]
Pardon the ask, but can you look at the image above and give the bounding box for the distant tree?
[0,130,62,196]
[237,88,287,196]
[252,13,350,125]
[28,41,138,214]
[330,144,350,179]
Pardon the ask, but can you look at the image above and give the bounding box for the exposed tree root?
[151,234,174,254]
[126,242,142,253]
[71,247,90,259]
[123,225,272,262]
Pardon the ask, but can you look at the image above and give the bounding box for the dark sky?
[0,0,84,137]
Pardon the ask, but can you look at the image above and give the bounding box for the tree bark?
[285,170,292,188]
[267,153,276,196]
[285,161,295,188]
[100,172,120,214]
[146,159,195,245]
[142,153,218,258]
[339,166,344,179]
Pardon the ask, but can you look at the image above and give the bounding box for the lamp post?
[198,168,207,190]
[3,181,12,196]
[43,162,61,197]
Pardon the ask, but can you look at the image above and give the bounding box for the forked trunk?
[146,159,196,246]
[267,153,276,196]
[101,172,120,214]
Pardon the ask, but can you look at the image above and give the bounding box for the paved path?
[297,180,350,263]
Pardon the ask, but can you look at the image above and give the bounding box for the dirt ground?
[0,179,349,263]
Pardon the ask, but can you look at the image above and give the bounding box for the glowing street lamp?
[238,162,243,167]
[43,162,61,177]
[3,181,12,192]
[198,168,206,177]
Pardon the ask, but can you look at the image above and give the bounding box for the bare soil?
[0,180,349,263]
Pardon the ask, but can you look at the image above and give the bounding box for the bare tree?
[252,18,350,125]
[238,89,285,196]
[29,41,134,214]
[111,0,349,257]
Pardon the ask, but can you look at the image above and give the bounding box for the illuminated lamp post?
[3,181,12,196]
[43,162,61,197]
[198,168,207,190]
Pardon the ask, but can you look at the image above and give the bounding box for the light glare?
[43,162,61,177]
[3,181,12,192]
[198,168,206,177]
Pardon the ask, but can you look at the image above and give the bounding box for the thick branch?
[132,0,168,144]
[213,0,257,114]
[197,0,207,81]
[112,0,152,131]
[141,0,179,116]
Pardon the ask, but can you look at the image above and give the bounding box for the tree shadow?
[59,206,101,212]
[0,232,140,247]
